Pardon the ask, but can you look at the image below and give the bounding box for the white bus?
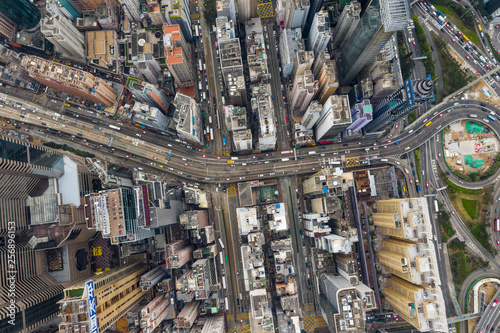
[202,92,206,100]
[210,128,213,141]
[221,96,225,105]
[433,200,439,213]
[219,252,224,265]
[109,124,120,130]
[198,59,203,72]
[225,297,229,311]
[209,115,212,124]
[198,82,202,90]
[218,238,225,249]
[195,25,199,37]
[222,276,227,289]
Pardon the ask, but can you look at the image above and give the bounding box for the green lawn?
[414,148,421,183]
[461,198,477,219]
[446,181,483,195]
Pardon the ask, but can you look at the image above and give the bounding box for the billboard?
[85,280,99,333]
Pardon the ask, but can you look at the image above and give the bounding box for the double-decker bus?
[494,218,500,232]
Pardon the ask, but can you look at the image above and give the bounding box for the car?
[452,38,456,43]
[493,300,498,308]
[125,155,130,158]
[387,140,392,143]
[497,240,500,245]
[237,271,239,276]
[23,128,29,132]
[383,145,388,149]
[240,320,243,324]
[184,163,189,166]
[252,155,257,159]
[265,153,270,156]
[395,123,399,129]
[357,142,363,145]
[153,156,158,160]
[373,143,378,146]
[412,40,416,46]
[451,211,455,215]
[311,168,316,171]
[409,178,413,184]
[217,156,221,159]
[426,182,429,188]
[202,154,207,158]
[438,153,442,158]
[226,178,230,181]
[439,113,443,117]
[466,55,471,60]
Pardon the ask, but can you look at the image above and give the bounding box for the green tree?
[203,0,217,24]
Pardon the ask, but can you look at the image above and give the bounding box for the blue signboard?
[85,280,99,333]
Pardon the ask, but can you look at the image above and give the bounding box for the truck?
[433,200,439,213]
[438,15,445,23]
[436,10,444,16]
[468,114,478,118]
[416,184,421,192]
[437,20,443,25]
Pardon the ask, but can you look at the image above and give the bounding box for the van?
[308,151,316,155]
[136,133,141,137]
[405,146,410,150]
[408,130,414,134]
[231,157,239,160]
[282,158,289,162]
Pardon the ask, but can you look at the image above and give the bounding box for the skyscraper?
[337,0,410,84]
[285,0,310,30]
[163,24,194,88]
[0,0,41,30]
[315,59,339,104]
[366,76,434,132]
[163,0,193,41]
[69,0,101,14]
[290,70,318,113]
[126,78,170,113]
[0,135,97,333]
[41,15,85,58]
[22,55,117,106]
[314,95,351,141]
[307,10,331,56]
[238,0,257,23]
[345,99,373,133]
[330,1,362,51]
[119,0,141,21]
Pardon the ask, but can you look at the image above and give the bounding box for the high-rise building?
[319,273,377,332]
[163,24,193,88]
[167,241,194,269]
[378,238,433,284]
[233,129,253,151]
[291,50,314,83]
[285,0,310,30]
[177,301,201,328]
[0,134,100,333]
[135,53,162,84]
[314,95,351,141]
[251,84,276,152]
[301,100,322,130]
[238,0,257,23]
[366,76,434,132]
[249,289,275,333]
[330,1,362,50]
[75,14,101,32]
[172,93,203,144]
[0,0,41,30]
[139,294,172,332]
[126,78,170,112]
[345,99,373,133]
[86,30,120,73]
[246,18,269,83]
[46,0,82,20]
[162,0,193,41]
[315,59,339,104]
[132,102,168,131]
[337,0,410,84]
[370,72,400,105]
[218,36,246,106]
[0,13,13,39]
[41,15,85,58]
[372,198,431,241]
[119,0,141,21]
[216,16,236,40]
[290,70,318,113]
[145,0,165,26]
[217,0,237,26]
[279,28,305,78]
[96,0,119,30]
[58,262,149,332]
[311,49,330,79]
[70,0,102,13]
[275,0,287,26]
[22,55,117,106]
[307,10,331,56]
[384,276,440,332]
[225,105,248,131]
[302,213,332,237]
